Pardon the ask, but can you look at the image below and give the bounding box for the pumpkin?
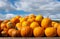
[22,21,30,27]
[1,31,8,37]
[19,17,26,23]
[35,15,43,22]
[51,22,56,26]
[1,22,7,30]
[45,27,57,37]
[16,23,22,30]
[3,20,10,23]
[41,17,52,29]
[8,29,20,37]
[57,26,60,36]
[15,15,21,19]
[6,22,15,29]
[29,14,36,19]
[30,22,40,29]
[33,27,44,37]
[53,23,59,28]
[21,26,33,37]
[10,17,20,24]
[27,18,35,23]
[24,16,29,20]
[1,28,9,36]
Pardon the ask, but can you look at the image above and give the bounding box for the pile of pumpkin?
[0,14,60,37]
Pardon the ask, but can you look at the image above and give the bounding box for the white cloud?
[0,14,16,20]
[15,0,59,11]
[0,0,16,12]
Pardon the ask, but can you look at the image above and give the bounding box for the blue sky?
[0,0,60,20]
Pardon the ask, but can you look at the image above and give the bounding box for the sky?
[0,0,60,20]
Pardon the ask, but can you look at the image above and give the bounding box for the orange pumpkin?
[57,26,60,36]
[1,30,8,36]
[22,21,30,27]
[45,27,57,37]
[1,28,9,36]
[8,29,20,37]
[15,15,21,19]
[1,22,7,30]
[30,22,40,29]
[3,20,10,23]
[27,18,35,23]
[41,17,52,29]
[53,23,59,28]
[19,17,26,23]
[10,17,20,24]
[16,23,22,30]
[51,22,56,26]
[6,22,15,29]
[29,14,36,19]
[21,26,33,37]
[35,15,43,22]
[33,27,44,37]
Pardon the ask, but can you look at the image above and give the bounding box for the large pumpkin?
[21,26,33,37]
[8,29,20,37]
[6,22,15,29]
[41,17,52,29]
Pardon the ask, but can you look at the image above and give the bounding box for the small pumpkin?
[6,22,15,29]
[1,22,7,30]
[1,28,9,37]
[3,20,10,23]
[57,26,60,36]
[1,30,8,37]
[45,27,57,37]
[10,17,20,24]
[41,17,52,29]
[21,26,33,37]
[16,23,22,30]
[27,18,35,23]
[33,27,44,37]
[30,22,40,29]
[22,21,30,27]
[35,15,43,22]
[8,29,20,37]
[19,17,27,23]
[29,14,36,19]
[53,23,59,28]
[15,15,21,19]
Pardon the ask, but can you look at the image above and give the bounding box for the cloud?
[14,0,60,18]
[0,0,16,12]
[14,0,59,11]
[0,14,15,20]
